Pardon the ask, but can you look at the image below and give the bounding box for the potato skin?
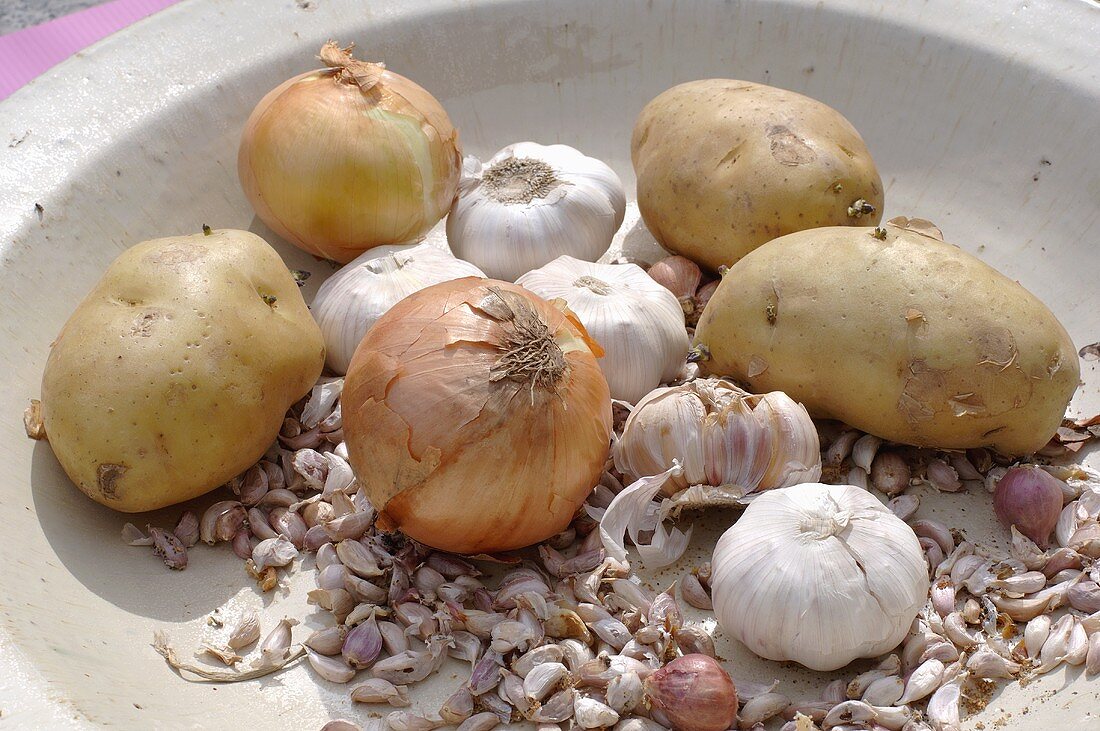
[694,224,1079,455]
[631,80,883,272]
[41,230,325,512]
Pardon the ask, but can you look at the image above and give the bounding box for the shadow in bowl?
[30,442,253,622]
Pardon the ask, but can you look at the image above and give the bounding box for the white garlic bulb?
[614,378,821,494]
[711,483,929,671]
[516,256,689,403]
[447,143,626,281]
[311,242,485,374]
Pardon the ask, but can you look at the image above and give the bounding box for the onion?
[342,277,612,553]
[993,466,1064,547]
[238,42,462,263]
[643,654,739,731]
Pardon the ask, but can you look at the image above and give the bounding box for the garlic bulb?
[516,256,689,402]
[711,483,929,671]
[614,378,821,495]
[447,143,626,281]
[311,243,485,374]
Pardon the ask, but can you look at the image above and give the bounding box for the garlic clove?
[350,678,411,707]
[647,255,702,303]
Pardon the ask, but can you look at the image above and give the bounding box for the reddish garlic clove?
[642,654,738,731]
[993,466,1065,547]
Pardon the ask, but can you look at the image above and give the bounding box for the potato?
[631,80,883,271]
[693,220,1079,455]
[40,229,325,511]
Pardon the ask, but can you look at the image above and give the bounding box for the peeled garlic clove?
[739,691,790,726]
[911,519,954,556]
[851,434,882,473]
[1065,619,1089,665]
[306,625,348,656]
[861,676,903,706]
[253,617,298,669]
[252,535,298,571]
[511,644,564,678]
[523,662,570,702]
[924,680,961,731]
[226,610,261,650]
[823,700,876,728]
[307,648,356,683]
[448,143,626,282]
[942,613,977,649]
[351,678,411,707]
[574,695,620,729]
[887,494,919,522]
[930,577,956,618]
[1024,614,1051,658]
[606,671,644,715]
[897,658,944,704]
[926,458,962,492]
[965,648,1021,678]
[1038,614,1074,672]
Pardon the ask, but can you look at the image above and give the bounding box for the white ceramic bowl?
[1,0,1098,727]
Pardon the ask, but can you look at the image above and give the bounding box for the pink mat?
[0,0,180,101]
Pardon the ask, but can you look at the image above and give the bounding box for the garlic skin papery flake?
[311,243,486,374]
[446,142,627,282]
[711,483,929,671]
[614,378,821,495]
[516,256,690,402]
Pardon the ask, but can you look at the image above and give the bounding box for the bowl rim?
[0,0,1097,725]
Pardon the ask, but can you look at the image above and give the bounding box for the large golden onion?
[343,277,612,553]
[238,42,462,263]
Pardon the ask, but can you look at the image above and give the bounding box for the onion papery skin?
[342,277,612,553]
[239,63,462,263]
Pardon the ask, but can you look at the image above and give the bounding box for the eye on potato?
[40,229,325,512]
[693,219,1079,455]
[631,79,883,272]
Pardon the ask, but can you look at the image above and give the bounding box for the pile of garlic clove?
[129,271,1100,731]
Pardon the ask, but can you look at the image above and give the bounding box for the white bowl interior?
[1,0,1097,727]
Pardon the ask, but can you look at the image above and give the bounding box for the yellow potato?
[632,80,883,271]
[693,221,1079,455]
[40,229,325,511]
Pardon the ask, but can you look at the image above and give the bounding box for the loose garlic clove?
[447,143,626,282]
[647,255,702,314]
[311,243,486,374]
[515,256,689,403]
